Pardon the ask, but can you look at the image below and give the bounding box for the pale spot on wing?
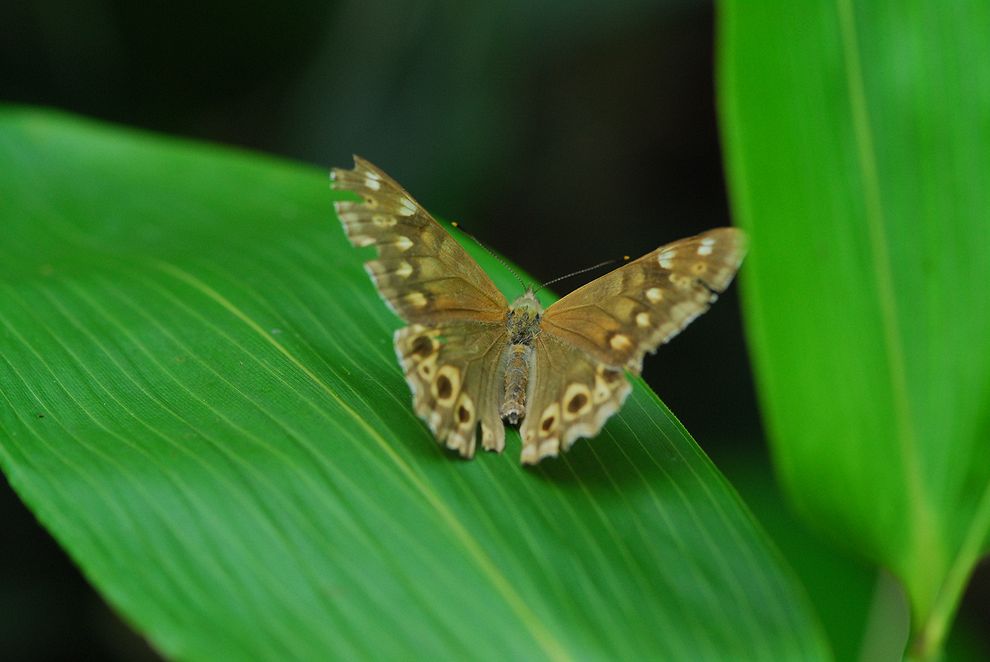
[646,287,663,303]
[701,236,716,247]
[658,249,677,269]
[538,438,560,459]
[397,197,417,216]
[405,291,428,308]
[447,433,466,453]
[394,236,413,251]
[352,235,375,247]
[636,312,651,328]
[593,374,611,404]
[428,411,442,432]
[364,177,381,191]
[396,261,413,278]
[697,244,713,256]
[609,333,633,351]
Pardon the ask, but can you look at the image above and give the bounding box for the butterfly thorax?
[506,290,543,344]
[500,291,543,425]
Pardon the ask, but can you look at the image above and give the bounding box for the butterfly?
[331,157,746,465]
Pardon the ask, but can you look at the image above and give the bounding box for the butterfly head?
[506,289,543,345]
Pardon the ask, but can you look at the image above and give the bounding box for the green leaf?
[718,2,990,659]
[0,107,827,660]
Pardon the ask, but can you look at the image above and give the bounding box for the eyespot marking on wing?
[563,383,592,420]
[433,365,460,405]
[539,403,560,436]
[456,393,475,426]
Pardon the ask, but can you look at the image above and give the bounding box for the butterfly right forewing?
[541,228,746,374]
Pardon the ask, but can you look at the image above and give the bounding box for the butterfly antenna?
[533,255,631,295]
[450,221,530,292]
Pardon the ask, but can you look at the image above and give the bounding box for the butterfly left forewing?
[331,156,506,324]
[541,227,746,374]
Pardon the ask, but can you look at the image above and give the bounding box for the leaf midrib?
[835,7,990,651]
[836,0,942,592]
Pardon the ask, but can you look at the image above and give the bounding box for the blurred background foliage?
[0,1,987,660]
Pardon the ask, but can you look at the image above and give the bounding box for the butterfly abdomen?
[500,291,543,425]
[500,343,533,425]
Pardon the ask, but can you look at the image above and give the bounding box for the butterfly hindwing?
[541,228,746,374]
[519,332,632,464]
[395,321,507,457]
[331,157,506,324]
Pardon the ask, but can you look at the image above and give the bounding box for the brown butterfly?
[331,157,746,465]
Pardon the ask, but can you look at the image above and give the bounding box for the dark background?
[1,1,986,659]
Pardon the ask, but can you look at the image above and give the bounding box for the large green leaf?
[719,2,990,659]
[0,108,827,660]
